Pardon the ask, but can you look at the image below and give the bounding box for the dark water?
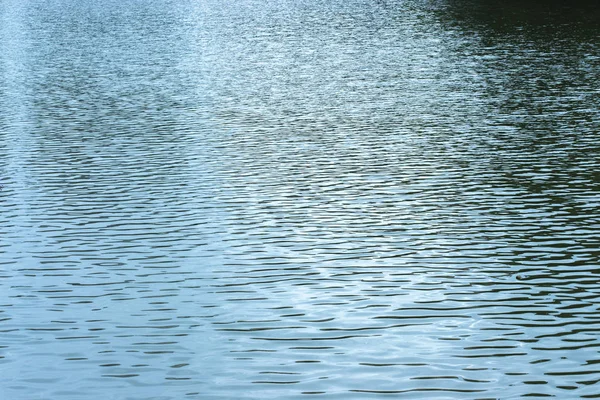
[1,0,600,398]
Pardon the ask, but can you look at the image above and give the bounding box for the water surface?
[1,0,600,398]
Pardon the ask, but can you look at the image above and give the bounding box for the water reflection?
[1,0,600,399]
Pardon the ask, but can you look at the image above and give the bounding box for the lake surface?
[1,0,600,398]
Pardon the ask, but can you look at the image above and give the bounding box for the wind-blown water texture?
[1,0,600,398]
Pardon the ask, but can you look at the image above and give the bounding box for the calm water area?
[1,0,600,398]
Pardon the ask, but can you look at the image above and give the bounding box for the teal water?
[1,0,600,398]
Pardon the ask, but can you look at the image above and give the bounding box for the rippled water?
[1,0,600,398]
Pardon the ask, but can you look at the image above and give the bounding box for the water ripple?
[2,0,600,398]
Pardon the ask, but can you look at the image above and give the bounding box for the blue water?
[1,0,600,398]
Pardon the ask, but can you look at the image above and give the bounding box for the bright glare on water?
[1,0,600,398]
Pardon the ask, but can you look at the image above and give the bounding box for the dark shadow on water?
[439,0,600,29]
[420,0,600,242]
